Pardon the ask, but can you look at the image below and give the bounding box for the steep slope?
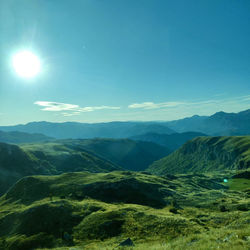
[130,132,206,151]
[148,136,250,175]
[56,138,170,171]
[166,109,250,136]
[0,121,175,139]
[0,142,121,196]
[20,142,121,174]
[0,130,53,144]
[0,142,53,196]
[0,171,249,250]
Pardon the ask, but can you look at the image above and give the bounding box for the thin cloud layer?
[128,102,185,109]
[127,97,249,110]
[34,101,120,116]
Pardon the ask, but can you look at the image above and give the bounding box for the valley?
[0,110,249,249]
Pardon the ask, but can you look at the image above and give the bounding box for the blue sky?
[0,0,250,125]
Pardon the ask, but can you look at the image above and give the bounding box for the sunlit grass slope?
[148,136,250,175]
[0,171,249,249]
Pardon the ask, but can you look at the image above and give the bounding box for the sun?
[12,50,41,78]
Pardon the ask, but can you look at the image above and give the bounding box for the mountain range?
[0,130,53,144]
[0,121,175,139]
[166,109,250,135]
[0,109,250,139]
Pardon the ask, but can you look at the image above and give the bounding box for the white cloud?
[128,101,185,109]
[34,101,79,111]
[128,95,250,112]
[34,101,120,116]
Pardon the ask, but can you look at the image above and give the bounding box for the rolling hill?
[0,170,249,249]
[147,136,250,175]
[0,142,121,196]
[130,131,206,151]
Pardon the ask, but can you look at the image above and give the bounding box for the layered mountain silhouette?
[0,121,175,139]
[0,130,53,144]
[166,109,250,135]
[130,131,206,151]
[1,109,249,139]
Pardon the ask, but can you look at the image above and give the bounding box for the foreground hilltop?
[0,170,249,249]
[148,136,250,175]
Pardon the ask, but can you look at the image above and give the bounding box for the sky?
[0,0,250,125]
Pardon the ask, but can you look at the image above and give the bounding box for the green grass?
[227,178,250,191]
[148,136,250,175]
[0,171,249,250]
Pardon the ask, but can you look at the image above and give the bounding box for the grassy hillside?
[148,136,250,175]
[0,142,121,196]
[58,138,170,171]
[0,171,249,249]
[0,130,53,144]
[20,142,121,174]
[130,131,206,151]
[0,142,55,196]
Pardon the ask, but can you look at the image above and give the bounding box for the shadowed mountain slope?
[147,136,250,175]
[130,131,206,151]
[58,138,170,171]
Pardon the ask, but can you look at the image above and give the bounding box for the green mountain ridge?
[0,142,121,196]
[147,136,250,175]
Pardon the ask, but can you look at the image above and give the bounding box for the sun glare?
[12,50,41,78]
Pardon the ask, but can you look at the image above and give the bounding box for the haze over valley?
[0,0,249,249]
